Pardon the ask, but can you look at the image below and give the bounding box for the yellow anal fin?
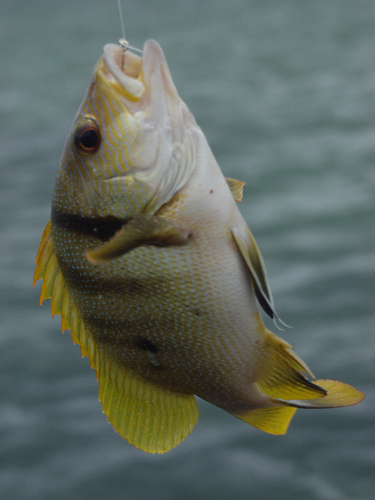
[97,351,199,453]
[258,330,327,401]
[225,177,246,202]
[86,214,191,265]
[288,379,364,409]
[234,406,297,435]
[34,221,198,452]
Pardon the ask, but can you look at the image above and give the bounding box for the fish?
[33,38,364,454]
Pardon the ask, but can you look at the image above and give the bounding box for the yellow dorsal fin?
[33,220,93,358]
[98,351,199,453]
[258,330,327,401]
[34,221,198,453]
[235,406,297,435]
[225,177,246,202]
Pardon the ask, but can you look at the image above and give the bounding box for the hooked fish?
[33,39,363,453]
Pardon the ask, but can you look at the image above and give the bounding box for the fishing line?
[116,0,142,70]
[117,0,126,42]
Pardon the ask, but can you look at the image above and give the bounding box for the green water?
[1,1,374,498]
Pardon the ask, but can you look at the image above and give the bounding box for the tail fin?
[233,330,364,435]
[235,406,297,435]
[285,379,365,409]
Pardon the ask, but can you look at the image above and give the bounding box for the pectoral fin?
[225,177,246,202]
[86,214,191,265]
[232,226,287,327]
[34,221,198,453]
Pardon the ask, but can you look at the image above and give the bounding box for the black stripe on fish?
[52,208,126,242]
[60,262,155,297]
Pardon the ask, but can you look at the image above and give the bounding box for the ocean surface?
[1,1,374,499]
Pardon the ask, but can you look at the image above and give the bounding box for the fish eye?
[74,119,101,155]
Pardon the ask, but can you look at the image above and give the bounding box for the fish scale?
[34,38,363,453]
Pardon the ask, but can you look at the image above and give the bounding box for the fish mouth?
[103,43,144,98]
[102,40,181,115]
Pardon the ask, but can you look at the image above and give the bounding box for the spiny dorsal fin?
[231,225,288,328]
[225,177,246,202]
[34,221,199,452]
[33,220,92,358]
[86,214,191,265]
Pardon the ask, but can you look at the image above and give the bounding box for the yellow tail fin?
[235,406,297,435]
[232,330,364,435]
[286,379,365,409]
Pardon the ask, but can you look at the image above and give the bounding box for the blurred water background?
[1,0,374,498]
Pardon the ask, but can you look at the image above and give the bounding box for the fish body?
[34,40,363,453]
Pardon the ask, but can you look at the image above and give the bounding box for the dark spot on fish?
[150,363,165,371]
[133,336,159,353]
[184,304,204,317]
[209,189,214,194]
[52,209,126,242]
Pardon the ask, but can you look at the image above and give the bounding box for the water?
[1,1,374,498]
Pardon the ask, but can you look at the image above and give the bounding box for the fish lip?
[102,40,180,108]
[103,43,144,98]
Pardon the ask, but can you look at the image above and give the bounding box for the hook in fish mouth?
[103,42,144,98]
[102,39,181,108]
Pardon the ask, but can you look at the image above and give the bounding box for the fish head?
[54,40,198,219]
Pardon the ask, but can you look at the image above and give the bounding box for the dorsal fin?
[33,220,199,452]
[33,220,92,357]
[98,350,199,453]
